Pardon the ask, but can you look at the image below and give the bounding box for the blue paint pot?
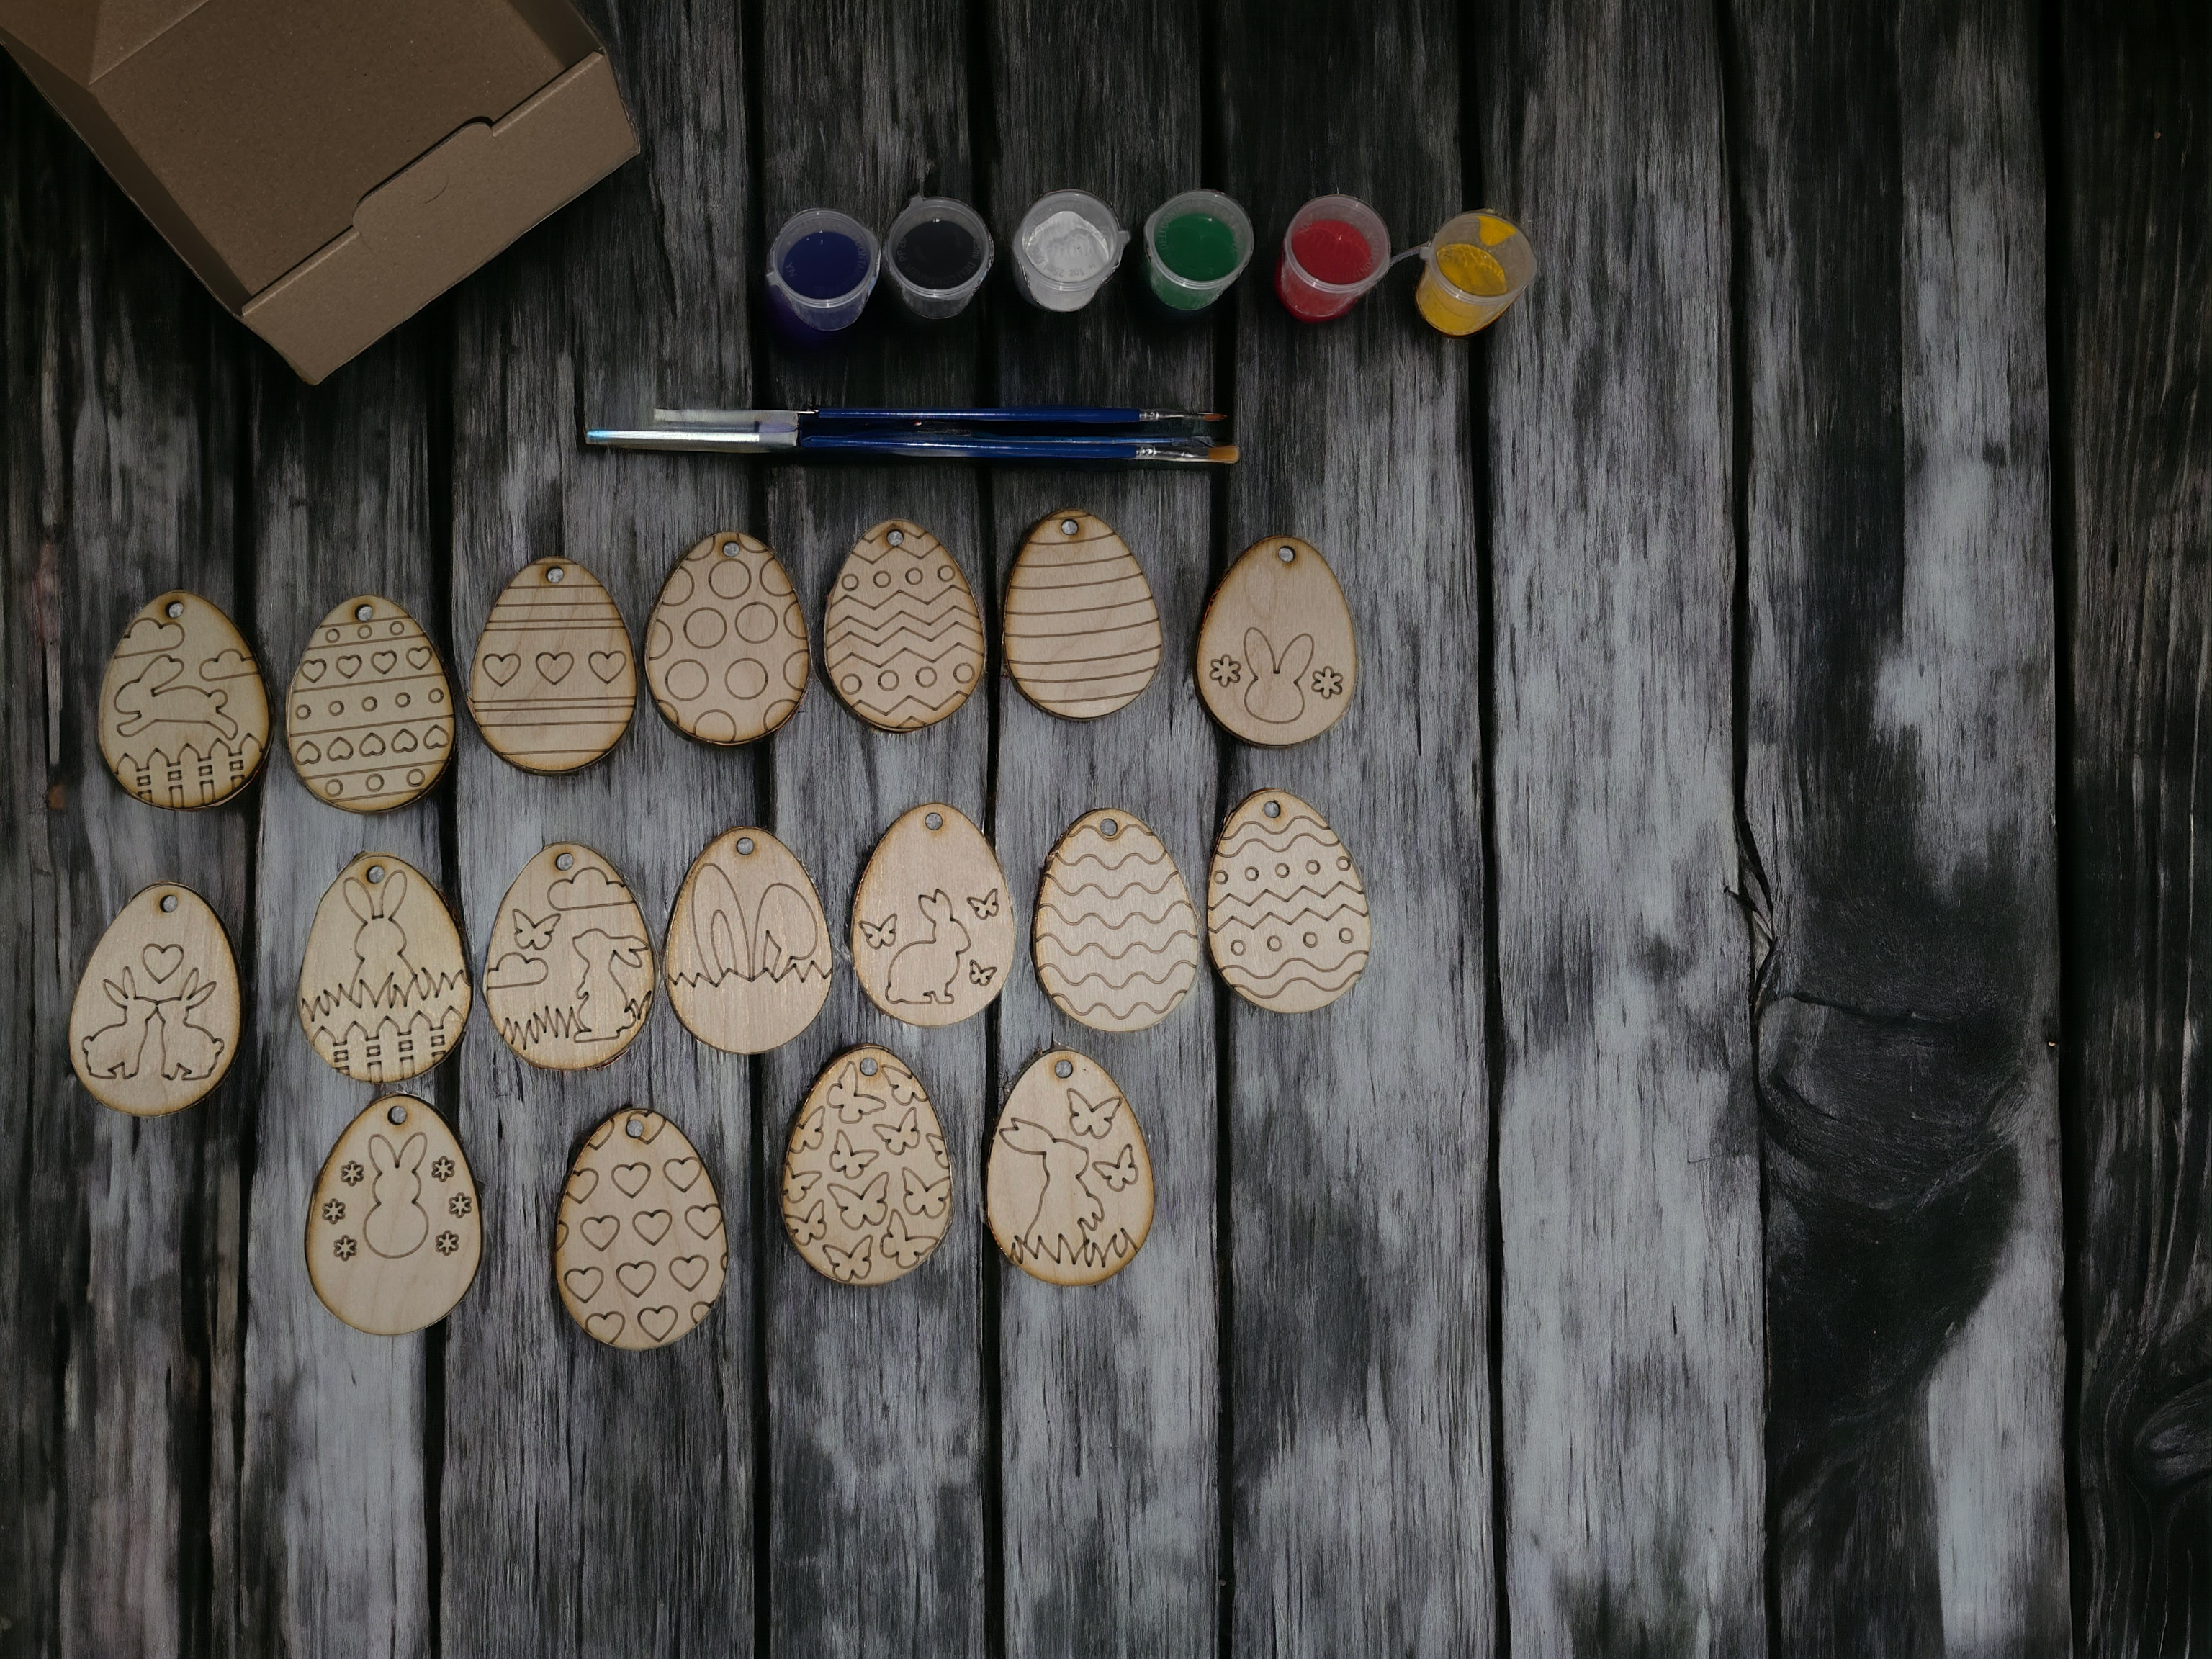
[767,208,880,336]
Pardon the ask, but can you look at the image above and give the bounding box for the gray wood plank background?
[4,0,2210,1653]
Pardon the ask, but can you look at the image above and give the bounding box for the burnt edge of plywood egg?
[69,881,243,1115]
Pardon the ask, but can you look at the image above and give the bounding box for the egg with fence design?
[822,520,985,732]
[556,1107,728,1350]
[307,1096,480,1335]
[99,590,269,809]
[467,558,637,773]
[781,1046,951,1286]
[1002,510,1161,720]
[986,1048,1154,1286]
[297,853,471,1085]
[68,882,241,1117]
[285,595,453,811]
[1208,790,1372,1013]
[1033,808,1200,1033]
[851,803,1016,1027]
[1194,535,1357,747]
[483,844,655,1070]
[645,532,809,745]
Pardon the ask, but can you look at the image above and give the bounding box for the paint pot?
[1415,210,1537,336]
[767,207,880,336]
[1143,189,1253,314]
[1012,189,1129,313]
[1273,194,1390,323]
[884,197,994,320]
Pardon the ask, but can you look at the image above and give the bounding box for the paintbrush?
[585,407,1237,464]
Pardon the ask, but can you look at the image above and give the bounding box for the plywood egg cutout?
[297,853,471,1084]
[782,1046,950,1286]
[69,882,240,1116]
[99,591,269,809]
[1208,790,1372,1013]
[665,827,832,1054]
[307,1096,480,1335]
[556,1107,727,1350]
[285,595,454,811]
[1002,510,1161,720]
[1033,809,1200,1033]
[852,803,1015,1027]
[467,557,636,773]
[484,843,655,1069]
[1194,536,1357,747]
[986,1049,1154,1286]
[822,520,984,732]
[645,531,809,745]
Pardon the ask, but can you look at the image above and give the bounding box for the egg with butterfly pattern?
[781,1046,951,1287]
[986,1048,1153,1286]
[554,1107,727,1351]
[286,595,454,811]
[850,802,1015,1028]
[467,557,637,774]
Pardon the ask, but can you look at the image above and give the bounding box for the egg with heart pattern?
[554,1107,727,1350]
[467,558,637,773]
[285,595,454,810]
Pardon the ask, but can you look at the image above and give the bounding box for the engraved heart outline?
[613,1162,652,1197]
[481,653,521,686]
[563,1265,603,1303]
[141,944,184,983]
[371,650,397,674]
[536,652,575,684]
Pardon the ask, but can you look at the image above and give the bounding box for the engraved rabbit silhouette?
[81,968,161,1079]
[112,655,239,752]
[1241,628,1314,726]
[344,871,420,1006]
[886,890,969,1005]
[364,1132,430,1256]
[570,927,652,1035]
[152,969,224,1080]
[994,1114,1105,1264]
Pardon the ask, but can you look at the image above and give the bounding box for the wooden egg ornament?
[483,843,656,1069]
[307,1095,480,1335]
[822,519,985,732]
[852,803,1015,1027]
[556,1107,728,1350]
[644,531,809,745]
[665,827,833,1054]
[69,882,241,1116]
[1208,790,1372,1013]
[1194,535,1357,747]
[986,1048,1154,1287]
[467,557,637,773]
[285,595,454,811]
[1033,808,1200,1033]
[1002,509,1162,719]
[781,1046,951,1286]
[297,853,471,1084]
[99,590,269,809]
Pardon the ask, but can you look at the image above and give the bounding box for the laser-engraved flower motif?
[431,1156,454,1182]
[340,1161,365,1186]
[333,1236,358,1260]
[436,1231,460,1256]
[321,1198,345,1223]
[1209,655,1243,687]
[449,1192,473,1218]
[1311,666,1344,699]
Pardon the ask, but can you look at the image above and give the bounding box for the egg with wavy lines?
[644,532,809,745]
[1033,808,1199,1033]
[822,520,984,732]
[1207,789,1371,1014]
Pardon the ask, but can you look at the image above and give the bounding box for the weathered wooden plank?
[1215,1,1493,1650]
[2062,3,2212,1649]
[984,2,1218,1653]
[1477,0,1766,1647]
[235,335,440,1657]
[1731,0,2069,1648]
[440,0,757,1648]
[0,58,250,1658]
[752,2,989,1652]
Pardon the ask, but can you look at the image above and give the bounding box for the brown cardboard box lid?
[0,0,637,381]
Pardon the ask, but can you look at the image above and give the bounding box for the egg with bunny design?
[297,853,472,1085]
[1193,535,1357,747]
[851,804,1015,1028]
[307,1096,481,1335]
[69,881,242,1117]
[985,1048,1154,1286]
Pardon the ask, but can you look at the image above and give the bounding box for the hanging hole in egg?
[721,540,742,558]
[387,1103,408,1125]
[887,529,904,546]
[737,836,755,855]
[925,811,943,831]
[1054,1058,1073,1079]
[1263,799,1282,818]
[1278,544,1296,563]
[354,603,374,622]
[1100,817,1119,838]
[555,852,575,871]
[366,864,386,884]
[860,1056,878,1076]
[159,893,179,913]
[1061,518,1079,536]
[626,1117,644,1138]
[165,599,185,618]
[546,565,566,583]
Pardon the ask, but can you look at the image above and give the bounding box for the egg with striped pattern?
[1002,510,1161,720]
[1207,789,1371,1014]
[1033,809,1199,1033]
[286,595,453,811]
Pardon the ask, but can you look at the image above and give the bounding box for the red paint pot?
[1274,194,1390,322]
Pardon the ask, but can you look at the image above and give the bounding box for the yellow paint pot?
[1415,210,1537,336]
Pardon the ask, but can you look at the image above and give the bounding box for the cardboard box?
[1,0,639,382]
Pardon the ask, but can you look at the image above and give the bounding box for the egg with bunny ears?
[1193,534,1357,747]
[986,1048,1154,1286]
[297,853,471,1084]
[850,803,1015,1028]
[307,1095,481,1335]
